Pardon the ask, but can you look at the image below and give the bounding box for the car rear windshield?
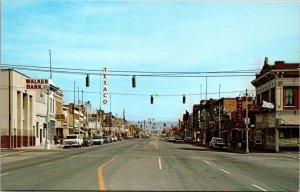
[66,136,77,139]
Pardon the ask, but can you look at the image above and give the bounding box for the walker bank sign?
[26,79,49,89]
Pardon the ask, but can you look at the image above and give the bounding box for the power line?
[0,85,255,97]
[1,63,259,77]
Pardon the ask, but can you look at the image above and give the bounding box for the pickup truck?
[63,134,84,148]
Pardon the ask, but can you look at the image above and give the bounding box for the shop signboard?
[26,79,49,89]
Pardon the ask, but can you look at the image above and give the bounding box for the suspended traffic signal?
[86,74,90,87]
[150,95,153,104]
[132,75,136,88]
[183,94,186,104]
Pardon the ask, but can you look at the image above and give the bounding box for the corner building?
[251,58,299,152]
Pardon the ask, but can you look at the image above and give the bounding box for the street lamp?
[40,85,51,150]
[239,89,255,154]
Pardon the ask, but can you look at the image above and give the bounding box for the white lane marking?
[69,156,78,159]
[131,144,139,150]
[252,184,267,191]
[220,168,231,175]
[0,173,9,176]
[101,146,114,151]
[203,160,210,164]
[131,142,144,150]
[287,156,300,160]
[158,157,162,170]
[38,162,54,167]
[1,154,10,157]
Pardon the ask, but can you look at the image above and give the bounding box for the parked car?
[184,137,193,143]
[175,135,181,140]
[209,137,226,149]
[82,137,93,147]
[117,136,123,141]
[102,136,112,143]
[168,136,176,142]
[128,135,133,139]
[111,135,118,142]
[92,135,104,145]
[63,134,84,148]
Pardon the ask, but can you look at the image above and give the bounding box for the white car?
[111,135,118,142]
[63,134,84,148]
[92,135,104,145]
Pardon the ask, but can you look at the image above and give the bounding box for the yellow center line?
[98,156,117,191]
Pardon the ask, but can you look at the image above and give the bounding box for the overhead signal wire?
[2,63,258,77]
[0,85,255,97]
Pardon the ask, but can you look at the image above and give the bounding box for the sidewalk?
[193,142,299,158]
[1,144,63,152]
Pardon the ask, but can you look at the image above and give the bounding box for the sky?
[2,0,300,125]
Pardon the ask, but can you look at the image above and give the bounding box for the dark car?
[82,137,93,147]
[168,136,176,142]
[209,137,226,149]
[102,136,112,143]
[117,136,123,141]
[184,137,193,143]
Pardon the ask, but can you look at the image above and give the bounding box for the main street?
[1,137,299,191]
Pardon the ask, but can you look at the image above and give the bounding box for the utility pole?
[8,68,11,150]
[49,50,52,79]
[82,90,84,134]
[245,89,249,154]
[239,88,253,154]
[78,87,79,105]
[200,84,202,102]
[218,84,221,138]
[203,76,207,144]
[99,71,102,136]
[73,81,75,133]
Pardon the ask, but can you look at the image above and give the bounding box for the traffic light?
[86,74,90,87]
[132,75,136,88]
[150,95,153,104]
[183,94,186,104]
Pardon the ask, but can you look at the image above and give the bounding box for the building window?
[36,122,39,138]
[284,88,294,106]
[270,88,275,105]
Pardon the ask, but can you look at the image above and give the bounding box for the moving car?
[209,137,226,149]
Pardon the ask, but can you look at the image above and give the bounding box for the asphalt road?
[1,137,299,191]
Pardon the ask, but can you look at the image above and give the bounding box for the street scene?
[1,136,299,191]
[1,0,300,191]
